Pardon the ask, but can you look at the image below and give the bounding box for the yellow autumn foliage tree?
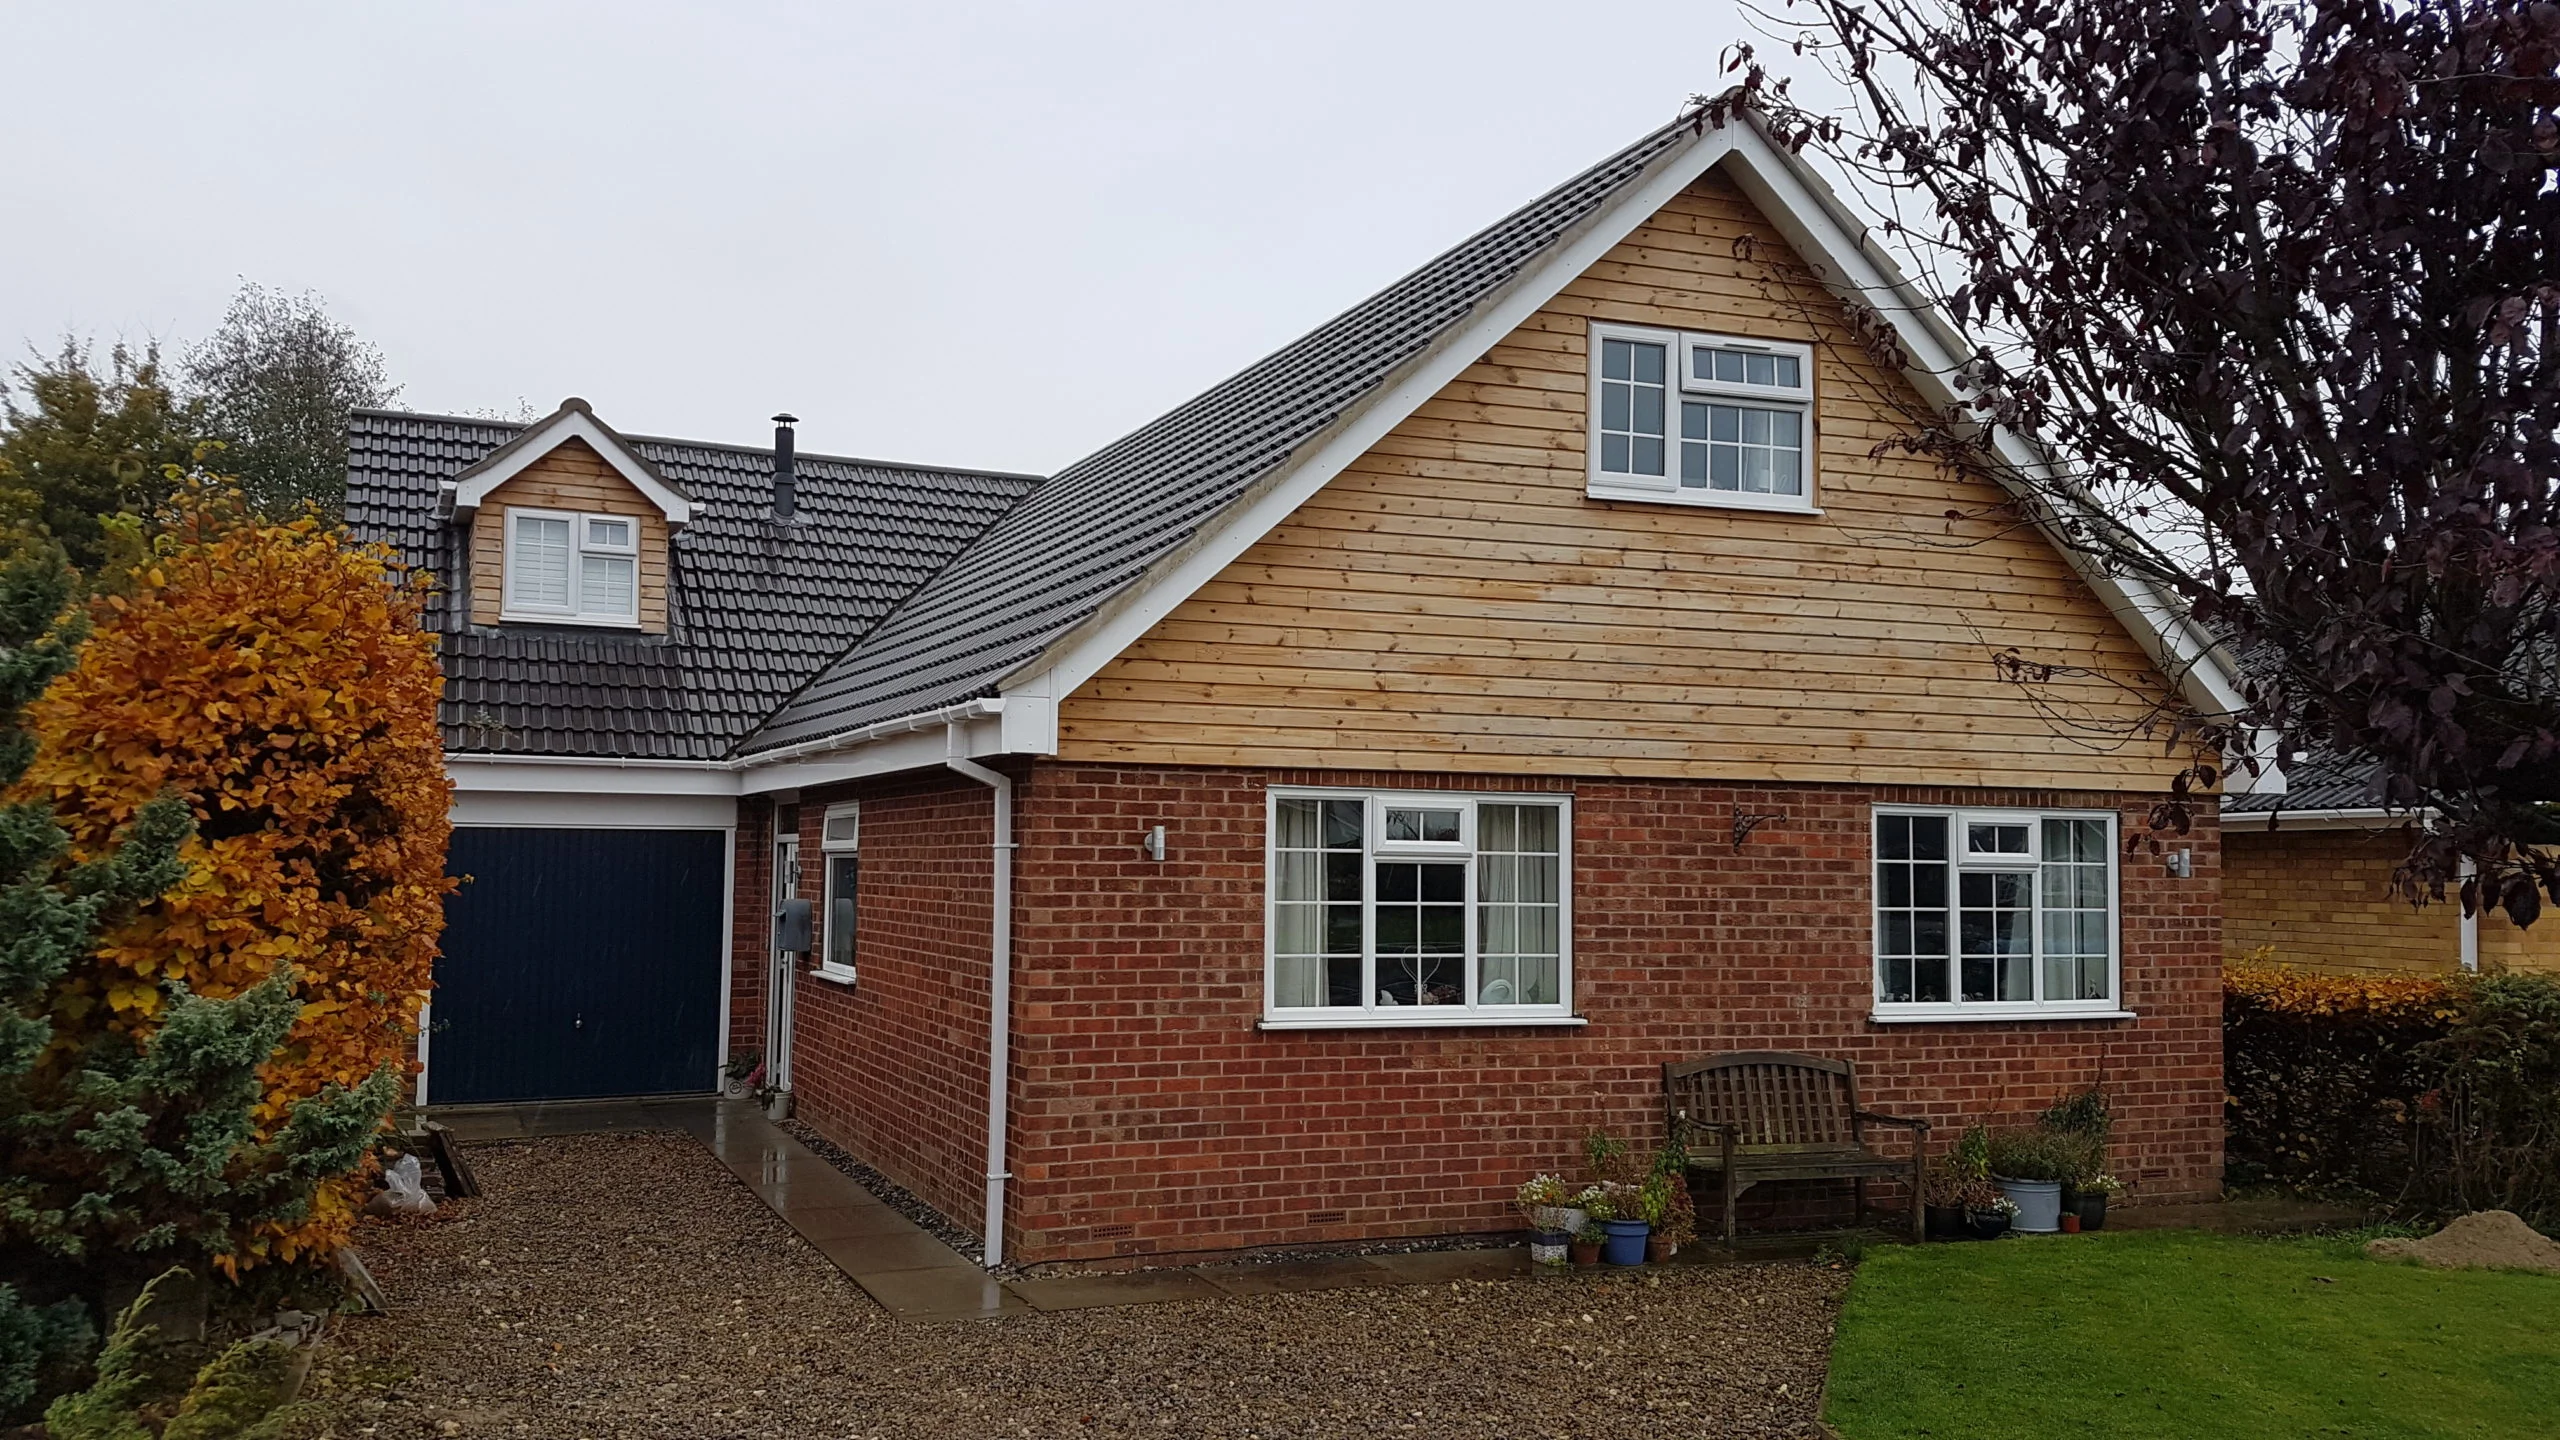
[10,490,450,1264]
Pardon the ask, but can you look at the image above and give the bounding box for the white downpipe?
[2459,856,2481,973]
[944,723,1014,1268]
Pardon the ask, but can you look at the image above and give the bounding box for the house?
[356,104,2250,1266]
[2222,744,2560,976]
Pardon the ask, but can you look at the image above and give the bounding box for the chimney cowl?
[771,412,799,522]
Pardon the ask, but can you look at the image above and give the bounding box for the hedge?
[2225,965,2560,1226]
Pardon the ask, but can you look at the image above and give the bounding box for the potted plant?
[1517,1174,1576,1264]
[1923,1164,1973,1240]
[2075,1173,2124,1231]
[1987,1129,2073,1233]
[1568,1223,1604,1265]
[1963,1183,2018,1240]
[1581,1182,1649,1265]
[722,1053,758,1101]
[1925,1123,1993,1240]
[1641,1173,1693,1262]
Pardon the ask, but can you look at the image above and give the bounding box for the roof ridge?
[352,407,1047,483]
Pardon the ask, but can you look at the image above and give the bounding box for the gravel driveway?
[317,1131,1845,1439]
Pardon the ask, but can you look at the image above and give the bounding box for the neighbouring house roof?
[2225,742,2390,815]
[737,120,1699,754]
[345,409,1041,760]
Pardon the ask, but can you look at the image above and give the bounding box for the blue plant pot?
[1601,1219,1651,1266]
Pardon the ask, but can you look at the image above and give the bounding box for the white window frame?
[1587,322,1818,514]
[1261,788,1583,1030]
[1869,805,2132,1023]
[500,506,643,627]
[815,802,859,984]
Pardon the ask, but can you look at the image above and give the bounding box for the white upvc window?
[1588,322,1817,513]
[1871,807,2126,1022]
[817,803,859,983]
[502,507,641,626]
[1263,789,1580,1029]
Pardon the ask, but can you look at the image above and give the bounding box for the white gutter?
[2217,806,2406,832]
[746,697,1005,768]
[943,721,1015,1269]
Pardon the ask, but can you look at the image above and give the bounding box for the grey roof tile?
[347,410,1041,760]
[739,116,1696,753]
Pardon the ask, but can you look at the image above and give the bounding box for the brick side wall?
[783,770,1003,1231]
[729,797,776,1067]
[1000,763,2223,1265]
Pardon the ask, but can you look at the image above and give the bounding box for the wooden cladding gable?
[1055,167,2191,789]
[466,437,672,632]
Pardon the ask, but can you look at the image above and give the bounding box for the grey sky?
[4,2,1843,477]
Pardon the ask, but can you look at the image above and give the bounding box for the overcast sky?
[4,2,1854,477]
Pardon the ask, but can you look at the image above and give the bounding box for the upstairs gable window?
[503,507,640,626]
[1589,322,1817,514]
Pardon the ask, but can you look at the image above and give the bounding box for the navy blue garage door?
[432,827,726,1104]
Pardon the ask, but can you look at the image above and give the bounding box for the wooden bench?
[1662,1051,1930,1246]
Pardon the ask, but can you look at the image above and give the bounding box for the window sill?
[1585,482,1819,515]
[1258,1013,1589,1031]
[499,610,644,630]
[806,966,858,987]
[1868,1007,2135,1025]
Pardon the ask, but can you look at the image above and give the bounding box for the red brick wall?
[728,798,777,1068]
[998,763,2222,1265]
[782,769,1005,1230]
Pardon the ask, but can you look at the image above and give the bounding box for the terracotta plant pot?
[2061,1212,2083,1234]
[1568,1240,1602,1266]
[1646,1234,1678,1264]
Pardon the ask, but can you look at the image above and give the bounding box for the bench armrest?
[1855,1110,1930,1133]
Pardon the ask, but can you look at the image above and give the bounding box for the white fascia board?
[451,788,738,829]
[741,715,1008,794]
[1718,130,2248,723]
[445,753,741,797]
[449,409,693,527]
[1003,123,1741,712]
[2217,806,2411,832]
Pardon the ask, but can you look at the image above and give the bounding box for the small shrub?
[1986,1128,2080,1184]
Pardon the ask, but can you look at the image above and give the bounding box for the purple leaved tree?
[1718,0,2560,921]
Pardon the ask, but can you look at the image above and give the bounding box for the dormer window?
[503,508,640,626]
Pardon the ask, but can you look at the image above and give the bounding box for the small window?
[1268,791,1573,1026]
[1872,808,2120,1020]
[1591,324,1816,513]
[818,803,859,981]
[503,507,642,626]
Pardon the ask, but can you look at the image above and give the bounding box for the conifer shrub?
[3,488,449,1303]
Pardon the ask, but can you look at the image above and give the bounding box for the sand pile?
[2365,1210,2560,1274]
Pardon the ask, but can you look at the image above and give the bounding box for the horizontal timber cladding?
[466,437,672,632]
[1056,167,2189,789]
[997,762,2223,1266]
[2225,825,2560,975]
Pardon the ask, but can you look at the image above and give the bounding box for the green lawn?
[1823,1229,2560,1440]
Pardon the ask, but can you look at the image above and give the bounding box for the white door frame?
[767,833,800,1092]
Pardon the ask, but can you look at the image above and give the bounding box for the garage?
[428,826,729,1105]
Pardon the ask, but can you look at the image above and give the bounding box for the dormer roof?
[441,397,695,528]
